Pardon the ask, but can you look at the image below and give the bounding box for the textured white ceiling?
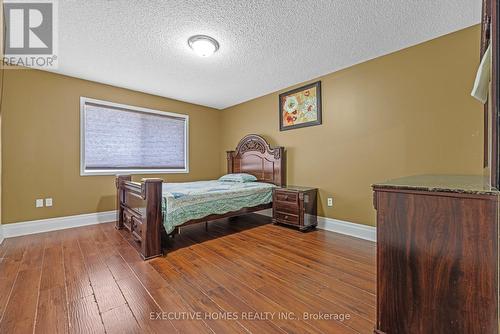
[50,1,481,109]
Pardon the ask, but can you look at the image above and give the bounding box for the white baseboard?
[256,210,376,242]
[3,210,117,238]
[3,209,376,243]
[317,217,376,242]
[256,208,273,217]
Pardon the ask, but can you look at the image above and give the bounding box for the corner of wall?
[219,106,229,175]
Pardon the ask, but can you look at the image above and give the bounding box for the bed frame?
[115,134,286,260]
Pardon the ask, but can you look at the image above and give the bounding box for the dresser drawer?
[274,200,299,215]
[274,211,299,225]
[131,216,143,243]
[275,190,298,203]
[123,207,143,243]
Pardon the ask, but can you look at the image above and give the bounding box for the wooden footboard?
[115,175,164,260]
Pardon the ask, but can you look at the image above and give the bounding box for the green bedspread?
[161,180,276,234]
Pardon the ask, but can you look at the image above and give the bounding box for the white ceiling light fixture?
[188,35,220,57]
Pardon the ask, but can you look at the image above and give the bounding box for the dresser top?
[372,174,499,195]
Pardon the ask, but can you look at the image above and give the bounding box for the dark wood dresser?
[372,175,499,334]
[272,186,318,231]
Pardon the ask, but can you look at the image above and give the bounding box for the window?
[80,97,189,175]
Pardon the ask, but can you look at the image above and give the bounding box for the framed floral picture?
[279,81,322,131]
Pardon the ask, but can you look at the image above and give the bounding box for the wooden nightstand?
[272,186,318,231]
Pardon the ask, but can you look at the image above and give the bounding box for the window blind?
[81,98,188,174]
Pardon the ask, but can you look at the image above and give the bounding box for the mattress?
[161,180,276,233]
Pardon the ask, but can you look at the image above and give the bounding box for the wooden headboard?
[226,134,286,186]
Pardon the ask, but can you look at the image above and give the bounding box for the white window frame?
[80,97,189,176]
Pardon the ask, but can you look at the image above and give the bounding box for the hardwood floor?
[0,214,376,334]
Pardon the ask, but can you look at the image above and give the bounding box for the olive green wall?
[220,25,484,226]
[2,25,484,227]
[2,69,221,224]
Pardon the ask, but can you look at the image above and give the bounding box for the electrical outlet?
[35,199,44,208]
[45,198,53,207]
[327,197,333,207]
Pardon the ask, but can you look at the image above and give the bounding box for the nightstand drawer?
[274,201,299,215]
[275,211,299,225]
[275,191,298,203]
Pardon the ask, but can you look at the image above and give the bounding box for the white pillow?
[218,173,257,183]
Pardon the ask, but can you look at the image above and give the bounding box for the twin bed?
[115,134,286,260]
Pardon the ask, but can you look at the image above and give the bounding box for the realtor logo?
[3,0,58,68]
[5,2,53,54]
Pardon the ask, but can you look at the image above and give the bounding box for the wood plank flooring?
[0,214,376,333]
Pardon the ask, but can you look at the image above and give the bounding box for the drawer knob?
[284,195,288,200]
[285,215,289,219]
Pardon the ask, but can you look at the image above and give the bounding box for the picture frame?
[279,81,322,131]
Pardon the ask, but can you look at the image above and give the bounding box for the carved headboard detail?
[226,134,286,186]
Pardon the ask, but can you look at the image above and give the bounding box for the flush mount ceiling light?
[188,35,219,57]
